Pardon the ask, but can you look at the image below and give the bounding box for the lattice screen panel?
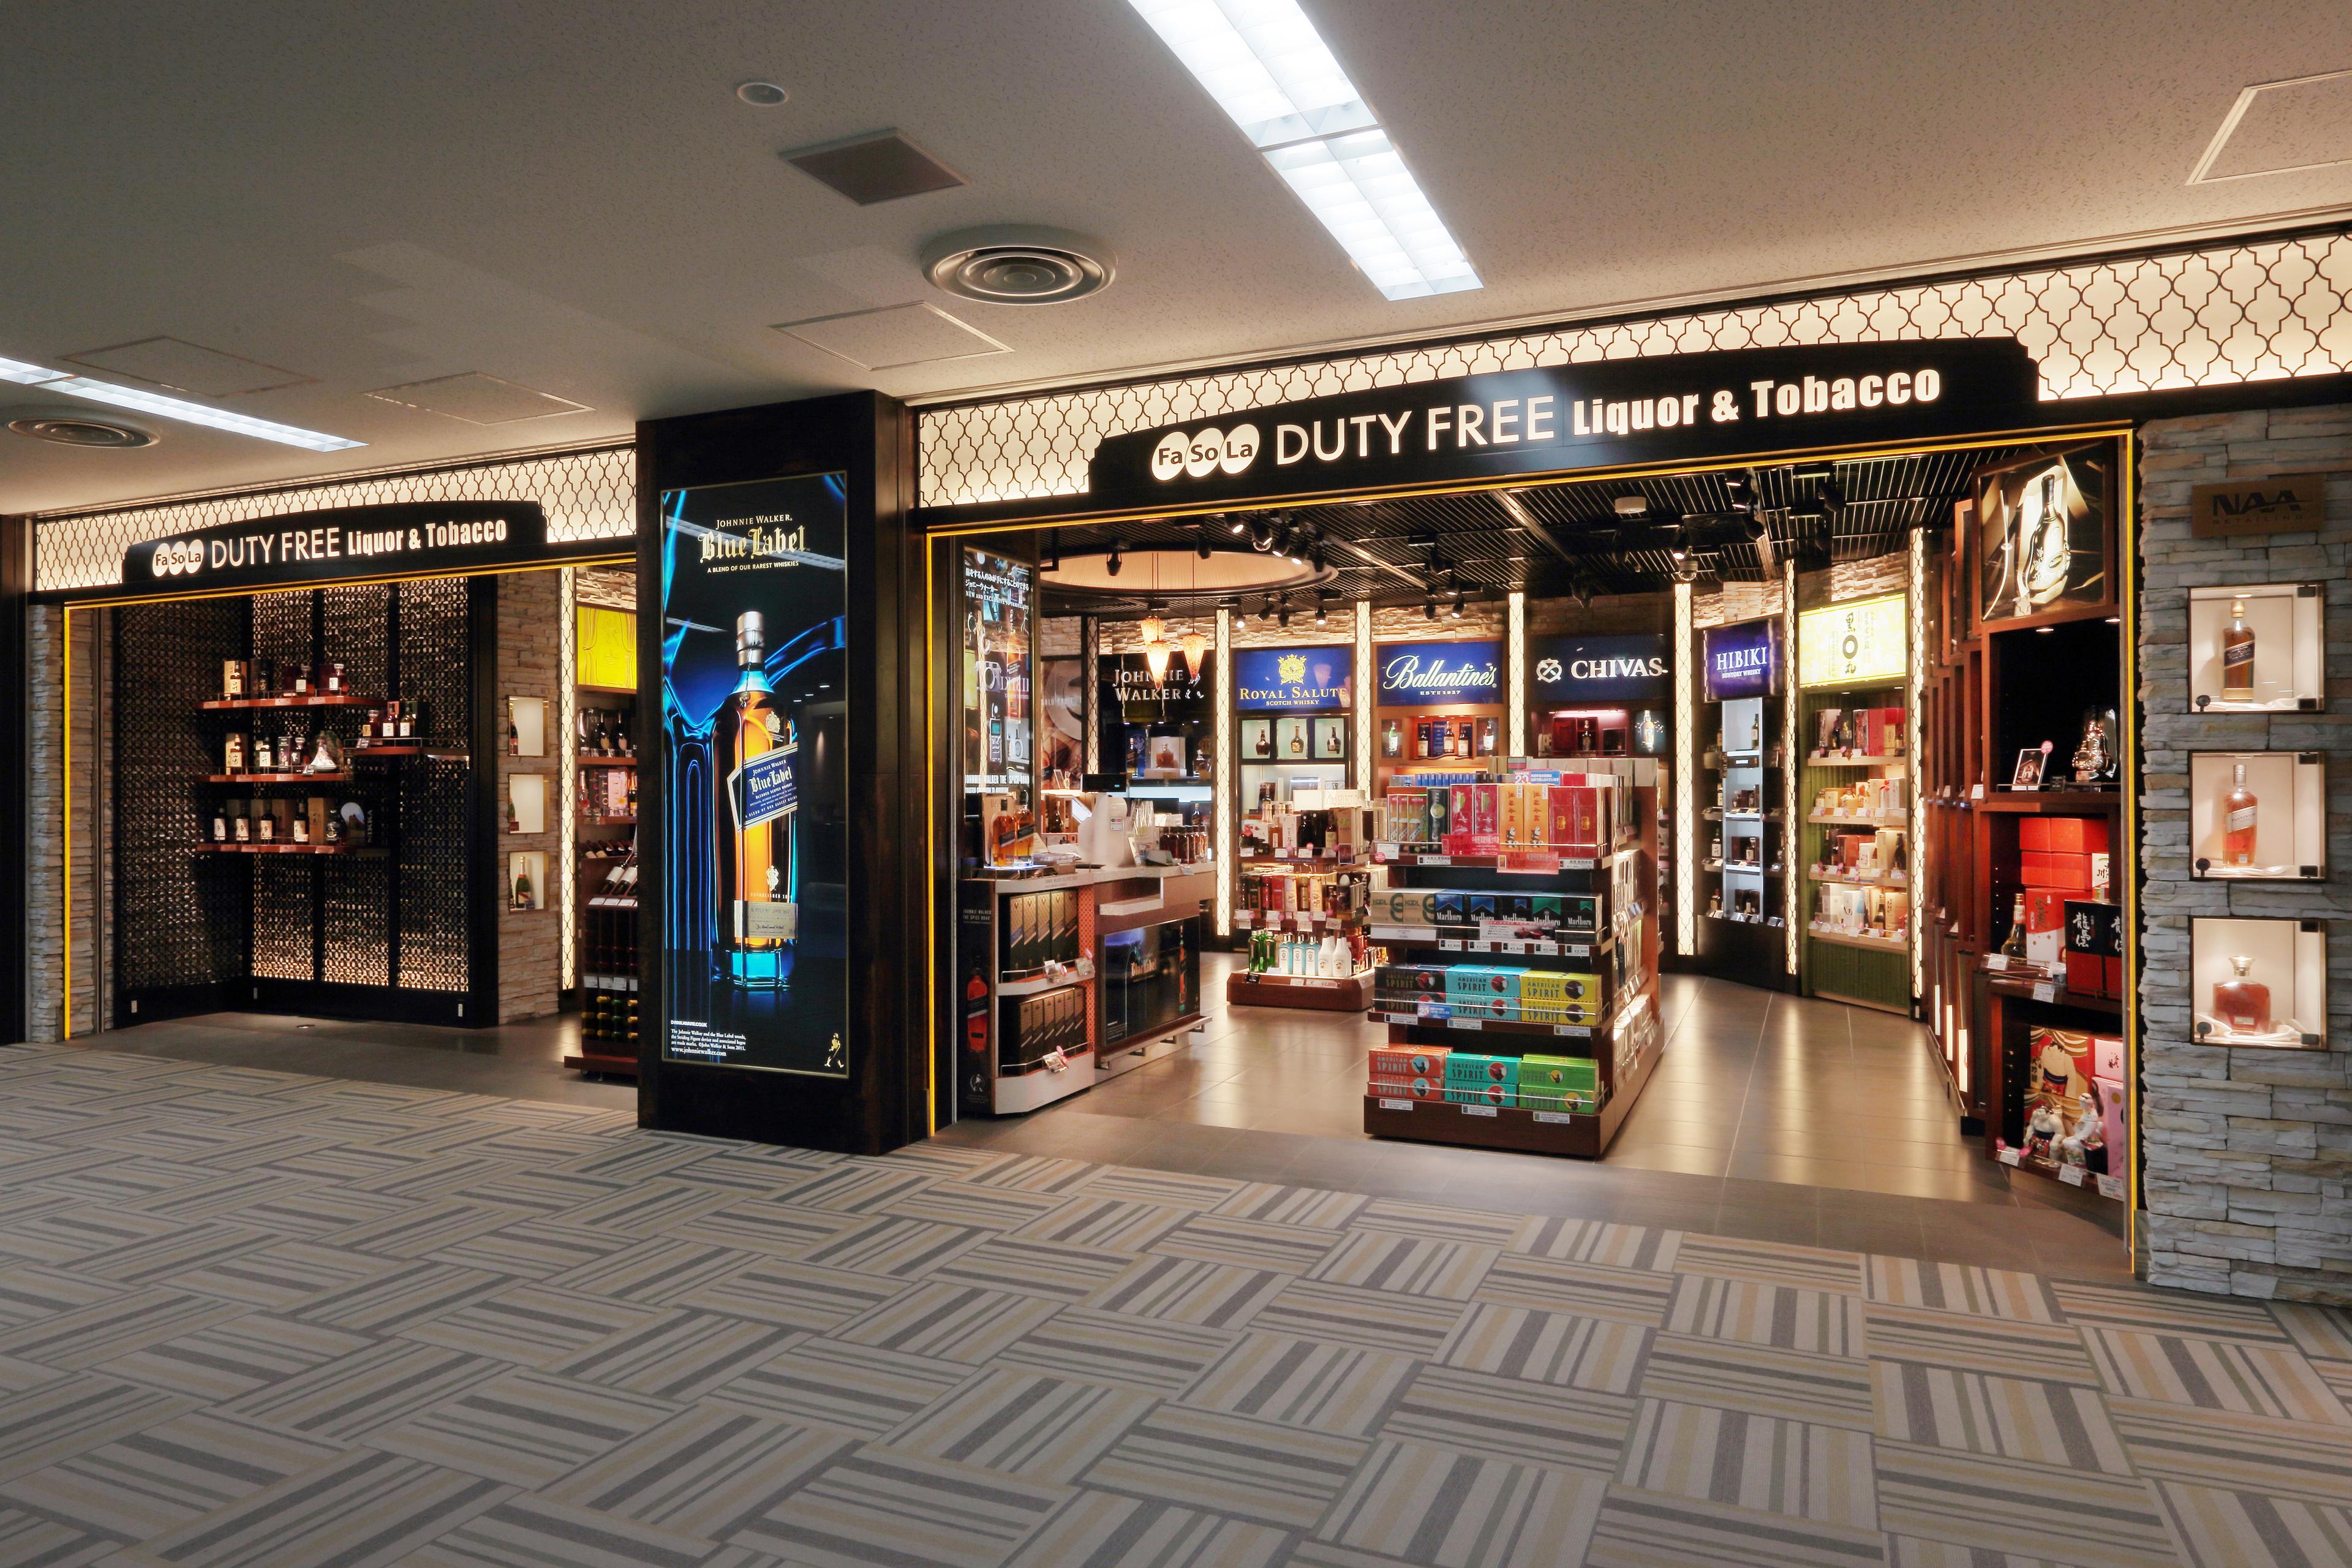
[322,584,392,704]
[323,859,390,987]
[35,445,635,593]
[251,860,312,981]
[111,600,246,993]
[918,227,2352,507]
[395,578,474,995]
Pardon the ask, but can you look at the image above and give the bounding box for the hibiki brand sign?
[1234,646,1352,710]
[1090,341,2040,511]
[1376,641,1501,704]
[121,502,549,594]
[1702,620,1782,701]
[1529,635,1670,703]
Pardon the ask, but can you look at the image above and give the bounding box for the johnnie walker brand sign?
[121,501,551,594]
[1087,340,2043,510]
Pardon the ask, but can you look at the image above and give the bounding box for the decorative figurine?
[2022,1099,2065,1163]
[2071,717,2112,786]
[2057,1092,2105,1168]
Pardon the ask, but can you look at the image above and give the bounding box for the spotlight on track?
[1314,594,1329,628]
[1196,523,1213,560]
[1106,539,1123,576]
[1248,516,1276,552]
[1423,592,1439,621]
[1613,493,1649,517]
[1277,596,1292,628]
[1224,513,1249,537]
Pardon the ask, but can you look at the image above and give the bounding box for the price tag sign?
[2096,1175,2125,1200]
[1422,854,1451,867]
[1440,940,1463,951]
[1986,955,2009,972]
[1556,1025,1590,1038]
[1998,1147,2022,1167]
[1378,1098,1414,1112]
[1531,1110,1578,1125]
[1453,1019,1483,1031]
[2032,981,2056,1003]
[1460,1104,1498,1118]
[2058,1164,2086,1186]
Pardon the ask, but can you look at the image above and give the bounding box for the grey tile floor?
[76,963,2125,1284]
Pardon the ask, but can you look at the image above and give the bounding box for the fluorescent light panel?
[1128,0,1480,301]
[0,355,364,451]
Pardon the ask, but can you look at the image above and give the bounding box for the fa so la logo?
[149,538,205,577]
[1149,424,1261,482]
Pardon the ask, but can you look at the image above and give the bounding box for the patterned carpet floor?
[0,1043,2343,1568]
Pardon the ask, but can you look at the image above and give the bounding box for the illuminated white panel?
[1216,606,1234,937]
[1354,600,1373,790]
[1783,560,1799,973]
[1507,590,1527,758]
[1673,581,1695,956]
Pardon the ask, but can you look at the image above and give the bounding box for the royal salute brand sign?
[116,502,551,596]
[1085,340,2041,512]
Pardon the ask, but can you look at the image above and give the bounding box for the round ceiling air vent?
[921,225,1115,306]
[7,413,157,448]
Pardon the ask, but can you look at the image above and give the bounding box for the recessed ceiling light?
[0,354,362,451]
[1125,0,1479,301]
[737,81,790,107]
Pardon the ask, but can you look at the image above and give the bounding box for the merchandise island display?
[1363,760,1662,1157]
[1231,796,1377,1010]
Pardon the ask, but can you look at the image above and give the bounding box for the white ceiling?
[4,0,2348,516]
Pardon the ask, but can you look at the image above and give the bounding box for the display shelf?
[1239,846,1369,866]
[1368,926,1613,959]
[1235,909,1356,930]
[1374,844,1637,872]
[1000,959,1095,998]
[350,747,469,761]
[1806,867,1910,887]
[1986,972,2122,1017]
[1806,924,1910,954]
[1977,791,2121,813]
[578,682,640,696]
[200,842,377,855]
[206,772,353,785]
[199,693,377,710]
[1373,974,1655,1042]
[1806,753,1907,767]
[577,755,639,768]
[581,814,639,826]
[1227,969,1374,1011]
[1806,810,1907,826]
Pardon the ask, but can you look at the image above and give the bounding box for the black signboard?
[1087,340,2041,511]
[119,502,551,595]
[1529,634,1671,704]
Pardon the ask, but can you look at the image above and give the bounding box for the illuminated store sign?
[1529,635,1669,703]
[1234,646,1352,710]
[1702,620,1782,701]
[1798,594,1909,688]
[1376,641,1501,703]
[120,502,549,595]
[1090,340,2038,513]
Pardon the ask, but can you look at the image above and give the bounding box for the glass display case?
[2188,582,2325,712]
[2190,752,2326,880]
[1712,696,1777,922]
[2191,917,2326,1048]
[962,548,1036,869]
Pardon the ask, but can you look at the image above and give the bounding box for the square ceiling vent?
[775,303,1009,371]
[365,372,589,424]
[2192,70,2352,182]
[64,336,312,396]
[785,130,965,205]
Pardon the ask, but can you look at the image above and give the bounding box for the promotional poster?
[1978,445,2109,624]
[660,473,849,1078]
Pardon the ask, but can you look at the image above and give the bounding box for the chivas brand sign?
[121,502,549,595]
[1091,341,2040,511]
[1529,635,1670,703]
[1376,641,1501,703]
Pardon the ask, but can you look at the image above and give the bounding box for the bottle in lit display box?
[2222,598,2255,699]
[717,611,797,986]
[2213,956,2271,1035]
[2223,763,2258,868]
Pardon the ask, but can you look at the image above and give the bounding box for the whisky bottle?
[513,865,533,910]
[2000,893,2027,961]
[225,734,245,774]
[2221,598,2255,699]
[2223,763,2258,868]
[1289,723,1305,756]
[717,611,796,987]
[254,733,274,771]
[2214,955,2271,1034]
[508,710,520,755]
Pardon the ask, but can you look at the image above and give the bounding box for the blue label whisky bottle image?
[718,611,798,986]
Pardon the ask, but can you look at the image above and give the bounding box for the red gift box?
[2021,851,2093,891]
[2021,816,2109,854]
[2064,950,2106,998]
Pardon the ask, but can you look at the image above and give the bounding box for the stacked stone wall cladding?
[496,570,564,1023]
[2139,404,2352,1302]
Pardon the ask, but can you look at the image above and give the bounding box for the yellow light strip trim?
[62,605,73,1039]
[1506,591,1527,758]
[1215,608,1234,938]
[560,569,578,991]
[2117,431,2140,1267]
[924,538,938,1134]
[1673,582,1695,955]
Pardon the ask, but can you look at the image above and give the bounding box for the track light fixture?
[1105,539,1123,576]
[1248,516,1276,552]
[1424,592,1439,621]
[1314,594,1329,628]
[1224,513,1248,537]
[1277,597,1292,628]
[1043,529,1063,571]
[1196,523,1213,560]
[1447,587,1464,620]
[1612,493,1648,517]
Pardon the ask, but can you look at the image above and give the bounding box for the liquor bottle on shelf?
[211,807,228,842]
[2223,763,2258,868]
[223,660,247,700]
[2000,893,2027,962]
[2213,955,2271,1033]
[715,611,795,986]
[290,663,312,696]
[513,862,533,910]
[254,733,275,771]
[508,709,520,755]
[225,733,246,774]
[323,662,345,695]
[2221,598,2255,700]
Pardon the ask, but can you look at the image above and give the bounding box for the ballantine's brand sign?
[1529,635,1670,703]
[118,502,551,597]
[1088,341,2040,513]
[1376,641,1501,704]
